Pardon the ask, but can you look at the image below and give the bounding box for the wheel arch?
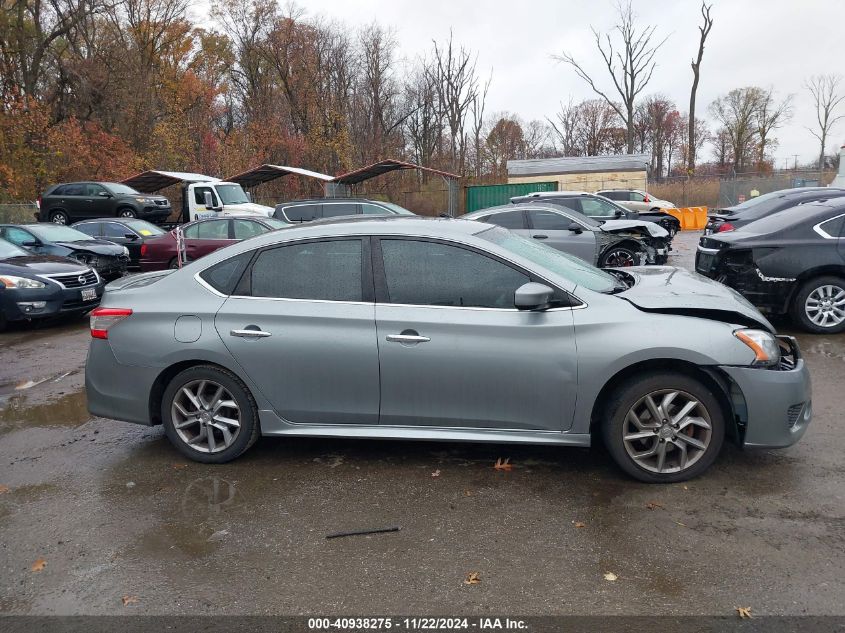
[599,239,643,265]
[588,358,742,444]
[148,359,254,426]
[794,266,845,285]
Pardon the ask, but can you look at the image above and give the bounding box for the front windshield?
[478,226,618,293]
[29,225,91,242]
[123,219,165,235]
[378,201,415,215]
[106,183,140,195]
[0,238,27,258]
[216,184,250,205]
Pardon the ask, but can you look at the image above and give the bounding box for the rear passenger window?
[196,220,230,239]
[102,223,128,238]
[233,219,267,239]
[529,209,572,231]
[249,240,362,301]
[322,203,359,217]
[74,223,101,237]
[200,252,252,295]
[819,215,845,238]
[283,204,321,222]
[63,184,84,196]
[379,239,528,309]
[484,211,525,229]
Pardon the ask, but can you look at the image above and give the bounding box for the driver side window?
[378,239,529,309]
[580,198,617,218]
[2,227,34,246]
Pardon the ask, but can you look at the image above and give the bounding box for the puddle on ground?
[0,389,91,434]
[0,370,77,400]
[802,338,845,361]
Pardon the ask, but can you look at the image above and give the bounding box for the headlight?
[0,275,46,289]
[734,329,780,366]
[123,246,129,256]
[135,197,149,203]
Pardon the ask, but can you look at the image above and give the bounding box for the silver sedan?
[85,217,811,482]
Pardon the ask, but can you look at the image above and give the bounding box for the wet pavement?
[0,230,844,615]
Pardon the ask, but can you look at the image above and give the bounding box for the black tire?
[168,257,190,269]
[599,245,640,268]
[790,275,845,334]
[49,209,69,224]
[601,372,725,483]
[117,207,137,219]
[161,365,261,463]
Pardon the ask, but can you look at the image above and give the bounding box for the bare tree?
[469,73,491,177]
[710,87,761,172]
[547,98,581,157]
[555,0,668,154]
[805,74,845,169]
[688,2,713,172]
[404,61,441,168]
[755,87,793,170]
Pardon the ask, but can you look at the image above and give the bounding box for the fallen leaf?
[122,595,139,606]
[573,521,586,528]
[683,485,689,490]
[464,571,481,585]
[675,521,687,528]
[0,484,9,494]
[431,469,441,478]
[31,558,46,572]
[493,457,513,471]
[603,572,618,582]
[646,501,663,510]
[463,490,473,497]
[736,607,752,619]
[172,463,187,470]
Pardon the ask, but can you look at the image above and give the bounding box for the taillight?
[90,307,132,339]
[717,222,735,233]
[140,244,147,257]
[36,195,42,209]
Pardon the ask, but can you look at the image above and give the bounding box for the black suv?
[38,182,171,225]
[273,198,415,223]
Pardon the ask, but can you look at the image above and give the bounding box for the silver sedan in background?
[85,217,811,482]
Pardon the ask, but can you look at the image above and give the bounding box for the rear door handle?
[533,234,548,239]
[386,334,430,344]
[230,329,272,338]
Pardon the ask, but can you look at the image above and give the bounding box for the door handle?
[386,334,430,344]
[533,234,548,239]
[230,329,272,338]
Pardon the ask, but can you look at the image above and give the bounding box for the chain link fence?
[0,203,38,224]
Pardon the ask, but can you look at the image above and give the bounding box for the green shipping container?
[464,182,558,214]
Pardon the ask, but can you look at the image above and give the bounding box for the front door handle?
[386,334,430,344]
[533,234,548,239]
[230,328,272,338]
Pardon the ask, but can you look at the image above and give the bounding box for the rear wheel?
[790,276,845,334]
[599,245,639,268]
[117,207,137,218]
[49,209,69,224]
[601,372,725,483]
[162,365,260,463]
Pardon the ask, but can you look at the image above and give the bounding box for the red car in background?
[140,216,289,271]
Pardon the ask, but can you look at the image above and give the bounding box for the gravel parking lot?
[1,230,843,616]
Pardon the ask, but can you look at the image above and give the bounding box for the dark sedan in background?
[72,218,166,270]
[0,223,129,280]
[140,215,288,271]
[696,199,845,333]
[0,238,104,331]
[704,187,845,234]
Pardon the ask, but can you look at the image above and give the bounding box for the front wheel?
[599,245,640,268]
[161,365,260,463]
[790,276,845,334]
[601,372,725,483]
[117,208,137,218]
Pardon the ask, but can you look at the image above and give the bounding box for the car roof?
[517,191,592,198]
[277,198,384,205]
[464,203,570,218]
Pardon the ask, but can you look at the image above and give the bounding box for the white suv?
[596,189,675,213]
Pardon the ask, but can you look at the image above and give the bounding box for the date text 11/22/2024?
[308,618,528,630]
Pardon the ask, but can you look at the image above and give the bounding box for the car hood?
[618,266,774,331]
[55,240,124,255]
[0,254,91,275]
[222,203,273,216]
[599,219,669,238]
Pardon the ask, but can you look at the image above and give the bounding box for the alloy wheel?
[51,213,67,224]
[119,209,135,218]
[805,285,845,328]
[171,379,242,453]
[604,249,636,267]
[622,389,712,474]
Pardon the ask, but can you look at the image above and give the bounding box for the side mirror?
[124,233,139,241]
[204,192,221,211]
[21,240,39,248]
[514,282,554,311]
[567,222,583,234]
[98,191,112,198]
[614,210,624,218]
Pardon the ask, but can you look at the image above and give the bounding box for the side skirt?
[257,411,592,447]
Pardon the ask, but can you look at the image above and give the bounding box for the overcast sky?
[199,0,845,167]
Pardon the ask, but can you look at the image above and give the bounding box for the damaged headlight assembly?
[734,329,780,367]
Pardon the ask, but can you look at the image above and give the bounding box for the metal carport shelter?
[121,170,219,193]
[226,164,334,189]
[333,159,461,216]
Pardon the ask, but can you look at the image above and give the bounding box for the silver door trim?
[813,213,845,239]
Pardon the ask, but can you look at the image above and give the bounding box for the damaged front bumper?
[720,336,812,448]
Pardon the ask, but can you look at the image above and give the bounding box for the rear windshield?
[478,226,617,293]
[740,202,841,234]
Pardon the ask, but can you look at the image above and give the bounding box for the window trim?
[525,207,593,232]
[813,213,845,240]
[372,235,579,311]
[480,209,528,230]
[184,219,233,241]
